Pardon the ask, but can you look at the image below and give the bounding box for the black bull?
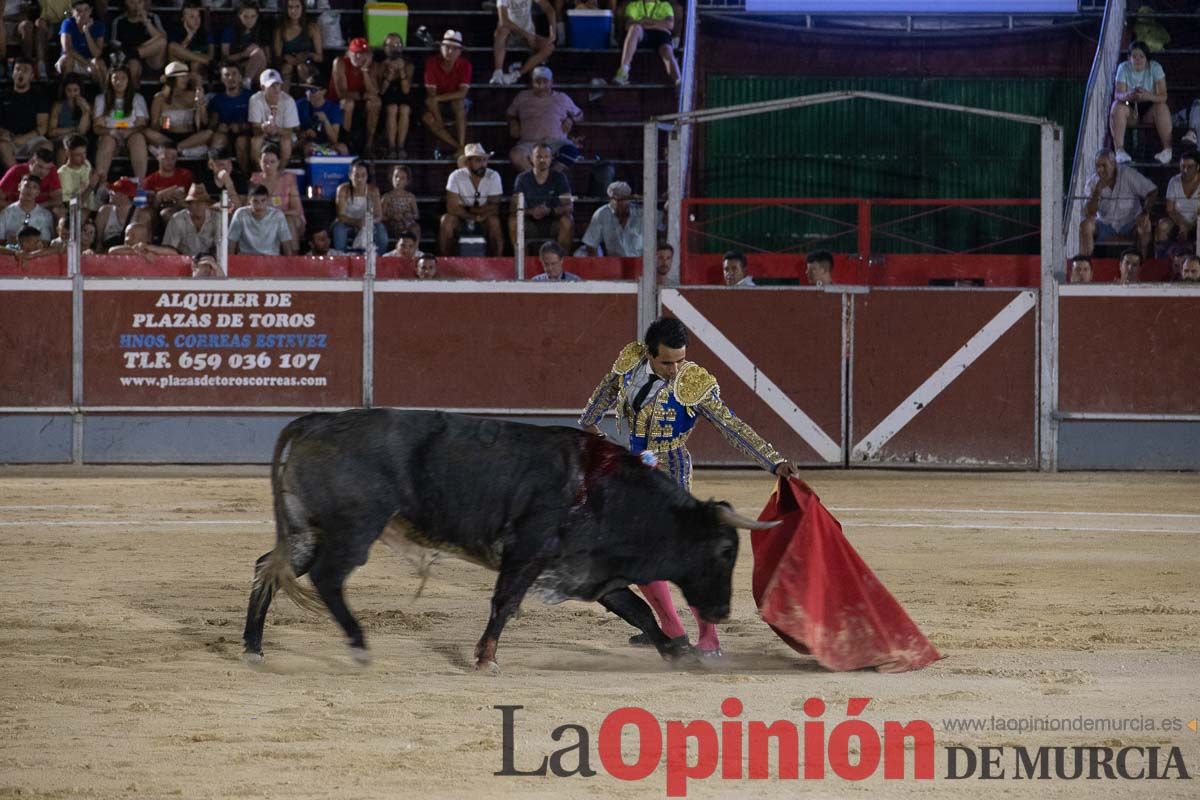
[242,409,774,670]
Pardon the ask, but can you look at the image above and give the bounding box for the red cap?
[109,177,137,198]
[349,37,370,53]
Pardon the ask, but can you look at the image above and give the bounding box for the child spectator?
[381,164,420,245]
[57,134,95,209]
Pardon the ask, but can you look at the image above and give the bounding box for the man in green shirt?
[613,0,680,87]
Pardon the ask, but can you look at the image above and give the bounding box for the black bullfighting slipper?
[628,632,652,647]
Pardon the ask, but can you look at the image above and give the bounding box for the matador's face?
[649,345,686,381]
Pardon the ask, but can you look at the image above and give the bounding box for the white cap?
[259,69,283,89]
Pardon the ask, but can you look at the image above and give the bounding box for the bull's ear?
[714,502,780,531]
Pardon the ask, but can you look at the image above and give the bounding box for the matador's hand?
[773,460,798,479]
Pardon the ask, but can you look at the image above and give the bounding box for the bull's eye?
[717,543,736,561]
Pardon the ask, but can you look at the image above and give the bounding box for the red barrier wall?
[373,288,637,409]
[852,290,1037,466]
[0,286,72,405]
[0,253,67,276]
[82,285,363,406]
[662,288,844,466]
[1059,294,1200,414]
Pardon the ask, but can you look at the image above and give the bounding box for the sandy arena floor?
[0,467,1198,799]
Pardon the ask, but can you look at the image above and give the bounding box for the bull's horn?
[716,506,781,530]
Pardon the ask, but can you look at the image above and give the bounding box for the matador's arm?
[579,341,647,427]
[676,363,783,472]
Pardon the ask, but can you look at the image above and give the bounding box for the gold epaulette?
[612,341,647,374]
[674,362,718,407]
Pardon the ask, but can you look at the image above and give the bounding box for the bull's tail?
[253,416,326,615]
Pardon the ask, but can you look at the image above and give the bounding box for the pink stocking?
[636,581,687,640]
[690,607,721,651]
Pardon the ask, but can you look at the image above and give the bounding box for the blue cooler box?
[286,167,307,197]
[568,9,612,50]
[305,156,355,198]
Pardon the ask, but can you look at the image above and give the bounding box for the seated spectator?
[110,0,168,89]
[423,30,471,158]
[1080,150,1155,258]
[274,0,323,88]
[94,66,150,182]
[1156,152,1200,252]
[506,66,582,173]
[208,62,254,173]
[0,225,53,267]
[143,141,195,227]
[613,0,679,87]
[509,141,574,252]
[57,0,105,81]
[0,58,51,170]
[1118,248,1141,285]
[373,32,414,159]
[381,165,420,244]
[0,174,54,245]
[722,250,753,286]
[1067,254,1092,284]
[296,78,349,157]
[0,148,63,216]
[192,254,223,278]
[168,1,215,80]
[329,37,381,156]
[1110,40,1171,165]
[249,69,300,167]
[48,76,93,163]
[332,158,387,252]
[147,61,212,156]
[162,183,218,257]
[531,240,580,281]
[203,146,247,208]
[440,143,504,256]
[107,221,178,258]
[229,184,294,255]
[581,180,643,257]
[1181,253,1200,282]
[806,249,834,287]
[222,0,269,89]
[489,0,556,86]
[96,177,149,252]
[1168,244,1194,281]
[307,228,338,256]
[59,135,97,211]
[249,144,305,243]
[415,251,438,279]
[14,1,60,80]
[51,216,98,253]
[385,230,419,260]
[655,241,675,286]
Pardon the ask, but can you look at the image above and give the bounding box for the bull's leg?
[475,556,548,673]
[242,550,275,662]
[598,587,693,662]
[308,557,369,664]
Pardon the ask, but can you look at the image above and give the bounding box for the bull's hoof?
[474,658,500,675]
[349,646,371,666]
[242,649,264,665]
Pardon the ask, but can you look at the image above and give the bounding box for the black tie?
[632,376,660,412]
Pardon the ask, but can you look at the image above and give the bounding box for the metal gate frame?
[639,90,1064,469]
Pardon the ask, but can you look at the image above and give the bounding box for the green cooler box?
[365,2,409,47]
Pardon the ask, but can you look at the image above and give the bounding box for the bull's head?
[675,502,778,624]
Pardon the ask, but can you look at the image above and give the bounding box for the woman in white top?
[331,159,387,252]
[93,66,150,181]
[147,61,213,154]
[1110,40,1172,165]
